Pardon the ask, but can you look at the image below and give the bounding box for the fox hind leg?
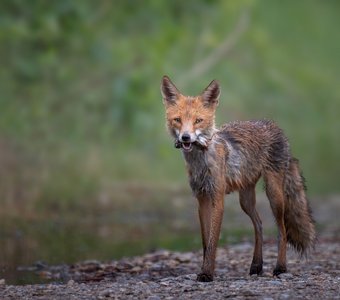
[239,185,263,275]
[264,171,287,276]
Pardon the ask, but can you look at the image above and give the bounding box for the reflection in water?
[0,188,268,285]
[0,201,201,285]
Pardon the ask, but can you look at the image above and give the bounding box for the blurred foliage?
[0,0,339,213]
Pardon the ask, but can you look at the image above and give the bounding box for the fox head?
[161,75,220,152]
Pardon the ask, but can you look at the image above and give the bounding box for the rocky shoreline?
[1,240,339,299]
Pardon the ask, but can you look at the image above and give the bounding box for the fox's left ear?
[201,80,220,107]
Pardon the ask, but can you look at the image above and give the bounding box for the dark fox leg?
[264,171,287,276]
[197,193,224,282]
[239,186,263,275]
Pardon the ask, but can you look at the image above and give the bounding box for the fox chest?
[184,150,219,199]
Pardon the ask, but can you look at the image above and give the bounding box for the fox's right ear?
[161,76,180,105]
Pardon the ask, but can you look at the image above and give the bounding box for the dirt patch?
[1,239,339,299]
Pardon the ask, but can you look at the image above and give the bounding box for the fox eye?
[173,117,181,123]
[195,118,203,124]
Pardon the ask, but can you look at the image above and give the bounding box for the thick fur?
[161,76,315,281]
[284,158,315,255]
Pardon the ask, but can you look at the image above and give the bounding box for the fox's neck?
[183,145,206,163]
[182,137,218,199]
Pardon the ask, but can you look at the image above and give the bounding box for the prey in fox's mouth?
[175,140,193,152]
[174,138,208,152]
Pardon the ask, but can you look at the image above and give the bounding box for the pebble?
[67,279,75,286]
[278,273,294,279]
[268,280,282,285]
[147,296,161,300]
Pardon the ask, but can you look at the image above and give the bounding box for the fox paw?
[249,263,263,275]
[273,265,287,276]
[197,273,213,282]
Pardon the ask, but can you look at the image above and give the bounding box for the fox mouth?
[182,142,193,152]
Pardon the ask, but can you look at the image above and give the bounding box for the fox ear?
[161,76,180,105]
[201,79,220,107]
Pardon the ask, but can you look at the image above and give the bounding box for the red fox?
[161,76,315,282]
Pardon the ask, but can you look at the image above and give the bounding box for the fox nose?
[181,133,191,142]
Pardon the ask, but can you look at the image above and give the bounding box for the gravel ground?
[1,239,339,300]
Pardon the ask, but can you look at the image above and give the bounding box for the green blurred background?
[0,0,339,284]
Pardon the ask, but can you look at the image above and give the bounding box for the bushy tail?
[284,158,316,255]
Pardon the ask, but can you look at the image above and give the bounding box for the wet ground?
[1,239,339,299]
[0,186,339,298]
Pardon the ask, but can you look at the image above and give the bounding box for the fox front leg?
[197,193,224,282]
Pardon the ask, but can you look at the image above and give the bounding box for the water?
[0,189,291,285]
[0,210,201,285]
